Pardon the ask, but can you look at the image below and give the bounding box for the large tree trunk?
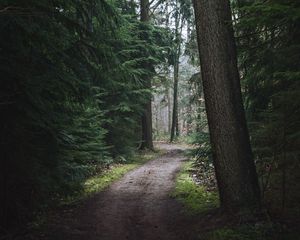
[193,0,261,212]
[140,0,154,150]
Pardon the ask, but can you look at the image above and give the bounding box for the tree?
[0,0,170,228]
[140,0,154,150]
[170,0,192,142]
[170,0,183,142]
[232,0,300,214]
[192,0,261,212]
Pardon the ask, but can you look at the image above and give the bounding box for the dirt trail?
[37,143,196,240]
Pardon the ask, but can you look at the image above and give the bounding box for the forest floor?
[25,143,212,240]
[18,142,296,240]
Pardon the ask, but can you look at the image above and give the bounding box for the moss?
[83,164,137,194]
[171,161,219,214]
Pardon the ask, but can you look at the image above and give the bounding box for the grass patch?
[62,149,162,205]
[84,150,159,195]
[84,164,136,194]
[200,222,297,240]
[28,150,161,231]
[202,225,270,240]
[171,161,219,214]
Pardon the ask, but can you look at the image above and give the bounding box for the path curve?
[38,143,194,240]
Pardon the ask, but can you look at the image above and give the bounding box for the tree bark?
[140,0,154,150]
[170,6,182,142]
[170,58,179,142]
[193,0,261,212]
[165,2,171,135]
[140,0,149,21]
[167,88,171,134]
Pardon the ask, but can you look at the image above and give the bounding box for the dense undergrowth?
[200,223,296,240]
[180,132,300,239]
[172,152,299,240]
[0,0,172,231]
[171,161,219,214]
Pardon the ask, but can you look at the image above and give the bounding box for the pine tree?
[193,0,261,213]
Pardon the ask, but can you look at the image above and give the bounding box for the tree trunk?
[87,5,93,33]
[140,0,149,21]
[140,0,154,150]
[193,0,261,212]
[170,7,182,142]
[167,88,171,134]
[165,5,171,135]
[170,58,179,142]
[186,99,192,135]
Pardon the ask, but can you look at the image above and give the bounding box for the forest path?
[39,143,197,240]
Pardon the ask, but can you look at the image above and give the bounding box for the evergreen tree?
[193,0,261,213]
[0,0,171,228]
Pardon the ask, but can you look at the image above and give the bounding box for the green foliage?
[232,0,300,224]
[185,29,200,65]
[171,162,219,214]
[187,131,212,163]
[200,222,295,240]
[0,0,171,229]
[62,149,161,205]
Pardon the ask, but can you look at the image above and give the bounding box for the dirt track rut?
[38,143,194,240]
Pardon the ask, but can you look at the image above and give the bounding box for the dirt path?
[36,143,196,240]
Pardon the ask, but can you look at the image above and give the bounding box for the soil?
[18,143,298,240]
[26,143,204,240]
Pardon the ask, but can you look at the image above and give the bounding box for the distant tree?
[170,0,192,142]
[170,0,182,142]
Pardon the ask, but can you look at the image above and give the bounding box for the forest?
[0,0,299,239]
